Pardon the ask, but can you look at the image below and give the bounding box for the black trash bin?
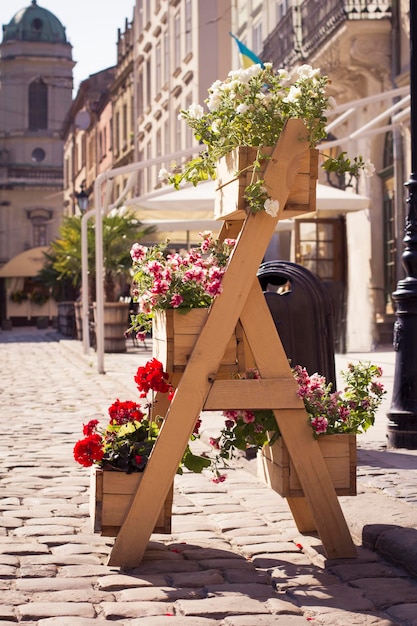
[257,261,336,388]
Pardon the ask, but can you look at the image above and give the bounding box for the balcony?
[262,0,392,68]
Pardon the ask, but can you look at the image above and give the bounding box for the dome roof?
[2,1,68,44]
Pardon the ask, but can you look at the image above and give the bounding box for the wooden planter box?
[214,146,318,221]
[152,308,247,377]
[90,467,173,537]
[258,434,356,498]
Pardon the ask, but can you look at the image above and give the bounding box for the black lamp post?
[387,1,417,449]
[76,185,89,213]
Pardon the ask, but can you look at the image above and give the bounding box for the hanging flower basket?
[90,467,173,537]
[214,147,318,221]
[258,433,357,498]
[152,308,247,377]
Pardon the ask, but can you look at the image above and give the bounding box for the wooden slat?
[204,378,302,410]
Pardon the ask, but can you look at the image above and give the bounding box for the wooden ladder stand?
[108,119,356,568]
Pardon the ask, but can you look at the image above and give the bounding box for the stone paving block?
[205,582,277,600]
[19,563,58,578]
[310,610,399,625]
[327,560,407,582]
[127,618,219,625]
[11,525,77,537]
[17,602,96,620]
[0,541,50,555]
[175,596,270,618]
[116,585,204,602]
[271,569,341,590]
[36,616,110,626]
[222,616,311,626]
[240,541,300,557]
[168,569,225,588]
[19,554,102,566]
[224,568,269,585]
[0,606,17,621]
[129,560,201,575]
[198,558,254,570]
[0,516,23,528]
[387,603,417,625]
[101,600,175,619]
[56,564,114,577]
[15,577,94,592]
[286,584,376,612]
[97,573,168,590]
[348,576,417,609]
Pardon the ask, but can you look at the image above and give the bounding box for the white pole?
[81,208,95,354]
[92,145,204,374]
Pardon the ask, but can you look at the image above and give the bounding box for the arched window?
[28,79,48,130]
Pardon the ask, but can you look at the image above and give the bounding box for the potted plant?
[73,357,210,536]
[159,63,374,217]
[128,232,241,371]
[207,362,385,490]
[40,211,153,350]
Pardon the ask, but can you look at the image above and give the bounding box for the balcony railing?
[262,0,392,68]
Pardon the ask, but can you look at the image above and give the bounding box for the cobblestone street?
[0,328,417,625]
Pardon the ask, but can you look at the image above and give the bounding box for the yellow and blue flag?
[230,33,264,69]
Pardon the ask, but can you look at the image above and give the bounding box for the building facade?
[0,0,74,322]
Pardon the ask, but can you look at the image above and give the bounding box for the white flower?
[297,64,317,79]
[283,85,302,103]
[277,69,290,82]
[364,160,375,177]
[158,167,170,181]
[207,93,222,111]
[236,103,249,114]
[211,120,220,133]
[264,198,280,217]
[187,103,204,119]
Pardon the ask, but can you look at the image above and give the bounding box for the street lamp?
[76,185,89,213]
[387,1,417,449]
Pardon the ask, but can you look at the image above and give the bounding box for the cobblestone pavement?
[0,327,417,625]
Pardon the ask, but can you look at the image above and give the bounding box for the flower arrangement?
[73,357,210,474]
[208,362,385,482]
[10,290,28,304]
[159,63,374,215]
[128,231,236,341]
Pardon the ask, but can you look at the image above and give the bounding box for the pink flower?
[136,331,147,342]
[130,243,147,262]
[212,473,226,484]
[151,279,170,295]
[242,410,255,423]
[310,416,329,434]
[205,279,223,297]
[146,260,164,276]
[170,293,184,308]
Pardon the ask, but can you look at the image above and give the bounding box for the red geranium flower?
[108,399,145,425]
[73,433,104,467]
[134,358,172,397]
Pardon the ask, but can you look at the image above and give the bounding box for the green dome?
[2,1,67,44]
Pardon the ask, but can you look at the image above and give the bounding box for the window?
[252,20,262,56]
[28,79,47,130]
[276,0,289,22]
[174,11,181,69]
[185,0,192,55]
[115,111,120,155]
[123,103,128,147]
[146,58,152,106]
[33,219,48,247]
[31,147,45,162]
[155,41,162,94]
[137,70,144,116]
[164,30,170,86]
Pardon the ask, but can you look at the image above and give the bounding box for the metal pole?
[387,1,417,448]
